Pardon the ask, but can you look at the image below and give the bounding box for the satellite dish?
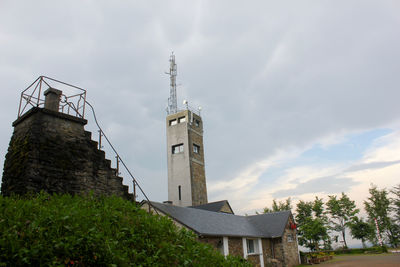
[198,106,202,111]
[183,100,188,105]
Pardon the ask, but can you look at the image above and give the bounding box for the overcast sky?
[1,0,399,240]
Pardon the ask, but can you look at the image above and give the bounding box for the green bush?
[0,193,250,266]
[330,246,388,255]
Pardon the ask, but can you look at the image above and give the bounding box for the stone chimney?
[44,88,62,112]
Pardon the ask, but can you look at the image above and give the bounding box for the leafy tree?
[391,184,400,224]
[349,217,374,248]
[295,197,330,251]
[326,192,359,248]
[364,184,399,247]
[263,197,292,213]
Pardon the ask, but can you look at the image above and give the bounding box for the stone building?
[151,54,300,266]
[142,201,300,267]
[1,85,132,199]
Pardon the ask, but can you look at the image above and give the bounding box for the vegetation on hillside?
[0,193,250,266]
[263,184,400,250]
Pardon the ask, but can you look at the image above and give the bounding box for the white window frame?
[246,239,258,255]
[172,144,184,154]
[193,144,200,154]
[242,237,263,266]
[178,116,186,123]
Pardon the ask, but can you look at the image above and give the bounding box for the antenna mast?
[167,53,178,114]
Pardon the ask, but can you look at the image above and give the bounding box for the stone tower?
[166,55,208,206]
[1,79,132,199]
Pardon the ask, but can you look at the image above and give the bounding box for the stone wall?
[267,219,299,267]
[198,236,224,255]
[188,112,207,206]
[1,107,132,199]
[228,237,243,257]
[190,161,208,205]
[247,254,261,266]
[280,218,300,267]
[220,202,234,214]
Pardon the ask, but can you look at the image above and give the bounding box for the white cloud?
[226,129,400,215]
[1,1,400,219]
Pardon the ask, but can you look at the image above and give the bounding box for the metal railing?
[16,76,157,212]
[85,100,157,213]
[18,76,86,119]
[167,103,202,116]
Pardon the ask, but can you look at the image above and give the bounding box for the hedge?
[0,193,251,266]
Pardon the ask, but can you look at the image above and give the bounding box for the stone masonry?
[188,112,207,206]
[1,106,132,199]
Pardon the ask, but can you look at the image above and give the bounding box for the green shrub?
[330,246,388,255]
[0,193,250,266]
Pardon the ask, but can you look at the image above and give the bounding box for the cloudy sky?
[1,0,399,226]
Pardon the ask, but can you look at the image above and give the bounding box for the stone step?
[84,131,92,139]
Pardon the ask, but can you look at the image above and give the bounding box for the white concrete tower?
[166,54,208,207]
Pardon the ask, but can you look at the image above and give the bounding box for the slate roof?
[149,201,290,238]
[190,200,234,214]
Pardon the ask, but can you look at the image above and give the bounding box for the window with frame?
[178,116,186,123]
[287,234,294,242]
[172,144,184,154]
[193,144,200,154]
[169,119,177,126]
[246,239,259,255]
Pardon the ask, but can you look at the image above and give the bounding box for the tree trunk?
[342,230,348,248]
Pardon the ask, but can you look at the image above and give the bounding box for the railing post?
[18,92,23,118]
[133,182,136,202]
[37,77,43,107]
[116,155,120,176]
[98,130,103,149]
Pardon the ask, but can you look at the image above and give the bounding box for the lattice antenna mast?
[167,53,178,114]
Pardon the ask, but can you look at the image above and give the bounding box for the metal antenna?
[166,52,177,114]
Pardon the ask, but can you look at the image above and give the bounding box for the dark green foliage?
[326,192,359,248]
[364,184,399,247]
[0,193,250,266]
[295,197,330,251]
[349,217,375,248]
[331,246,388,254]
[263,198,292,213]
[391,184,400,224]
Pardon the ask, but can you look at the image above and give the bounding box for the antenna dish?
[198,106,202,110]
[183,100,188,105]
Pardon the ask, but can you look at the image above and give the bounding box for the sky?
[1,0,400,246]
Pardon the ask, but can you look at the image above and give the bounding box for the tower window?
[178,185,181,200]
[195,120,200,127]
[169,119,177,126]
[172,144,184,154]
[193,144,200,154]
[178,116,186,123]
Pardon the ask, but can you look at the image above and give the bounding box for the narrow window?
[178,185,181,200]
[193,144,200,154]
[172,144,184,154]
[246,239,259,254]
[178,116,186,123]
[287,234,294,242]
[169,119,177,126]
[247,239,255,254]
[195,119,200,127]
